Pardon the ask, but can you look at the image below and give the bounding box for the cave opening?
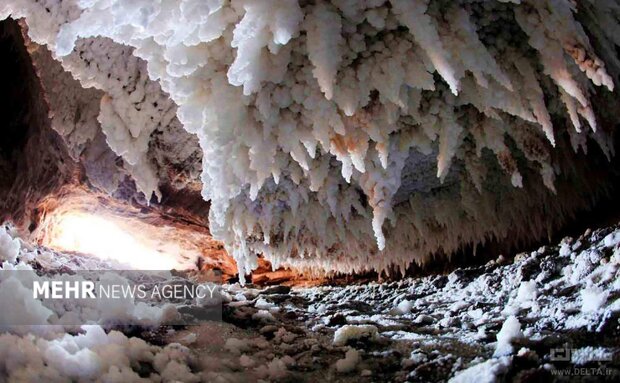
[42,210,190,270]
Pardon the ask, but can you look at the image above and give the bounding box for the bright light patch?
[46,212,184,270]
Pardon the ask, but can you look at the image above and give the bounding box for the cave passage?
[0,2,619,382]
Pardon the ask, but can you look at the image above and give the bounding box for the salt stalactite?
[2,0,619,281]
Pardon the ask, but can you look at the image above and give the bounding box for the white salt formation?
[0,226,19,263]
[2,1,620,279]
[333,324,379,346]
[493,315,522,357]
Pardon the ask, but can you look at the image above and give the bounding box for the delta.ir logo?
[550,347,613,362]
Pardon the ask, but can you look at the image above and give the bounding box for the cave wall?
[0,18,80,229]
[0,18,241,279]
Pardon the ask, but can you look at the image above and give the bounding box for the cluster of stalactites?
[2,0,618,281]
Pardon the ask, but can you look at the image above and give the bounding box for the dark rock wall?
[0,18,80,230]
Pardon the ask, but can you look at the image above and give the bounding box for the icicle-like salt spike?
[391,0,461,95]
[2,0,618,280]
[305,2,344,100]
[436,110,463,183]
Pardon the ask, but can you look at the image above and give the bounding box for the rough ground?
[162,223,620,382]
[0,222,619,382]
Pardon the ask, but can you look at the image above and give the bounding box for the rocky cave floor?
[1,222,620,382]
[173,223,620,382]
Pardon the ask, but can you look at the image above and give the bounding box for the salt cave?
[0,0,619,382]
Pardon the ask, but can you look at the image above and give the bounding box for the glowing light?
[46,212,185,270]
